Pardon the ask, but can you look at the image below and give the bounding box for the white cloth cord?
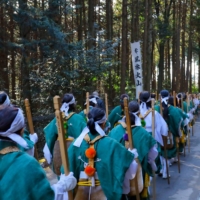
[84,97,97,105]
[140,103,148,116]
[43,143,52,164]
[143,110,168,146]
[73,126,89,147]
[74,115,106,147]
[131,111,141,126]
[161,96,169,105]
[60,97,75,117]
[0,108,28,149]
[1,94,10,106]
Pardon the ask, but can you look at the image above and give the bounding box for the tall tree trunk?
[181,0,187,91]
[10,4,16,99]
[0,4,9,92]
[187,0,193,92]
[172,0,176,91]
[176,0,181,91]
[120,0,127,94]
[143,0,148,90]
[147,0,152,91]
[88,0,95,48]
[19,0,31,100]
[158,42,165,92]
[167,39,171,88]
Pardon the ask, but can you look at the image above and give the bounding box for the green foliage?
[192,83,199,93]
[162,79,171,91]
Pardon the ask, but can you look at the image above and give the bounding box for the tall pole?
[53,96,73,200]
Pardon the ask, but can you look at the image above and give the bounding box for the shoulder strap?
[139,109,152,119]
[84,134,106,145]
[0,146,20,155]
[118,121,127,128]
[62,112,76,121]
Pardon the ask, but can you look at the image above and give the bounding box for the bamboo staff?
[86,92,89,117]
[151,99,156,200]
[53,96,73,200]
[124,98,140,200]
[105,93,108,118]
[24,99,39,160]
[159,95,170,184]
[186,92,190,153]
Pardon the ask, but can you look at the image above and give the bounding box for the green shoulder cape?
[63,132,134,200]
[44,113,86,155]
[108,105,123,129]
[0,140,54,200]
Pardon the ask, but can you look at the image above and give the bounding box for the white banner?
[131,42,143,99]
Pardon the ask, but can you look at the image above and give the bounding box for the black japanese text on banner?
[131,42,143,99]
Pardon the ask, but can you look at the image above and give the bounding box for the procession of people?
[0,89,199,200]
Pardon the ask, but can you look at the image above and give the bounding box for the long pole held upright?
[53,96,73,200]
[24,99,39,160]
[86,92,89,117]
[124,98,140,200]
[105,93,109,118]
[180,93,186,157]
[173,91,176,107]
[151,99,156,200]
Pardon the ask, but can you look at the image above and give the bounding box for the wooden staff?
[124,98,140,200]
[151,99,156,200]
[86,92,89,117]
[24,99,39,160]
[173,91,176,107]
[105,93,109,118]
[180,93,186,157]
[53,96,73,200]
[186,92,190,153]
[159,95,170,184]
[138,92,141,104]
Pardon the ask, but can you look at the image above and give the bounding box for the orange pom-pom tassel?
[84,165,96,176]
[85,148,96,159]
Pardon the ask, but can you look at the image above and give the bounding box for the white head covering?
[60,96,76,117]
[92,91,99,98]
[74,114,106,147]
[84,97,97,105]
[161,96,169,105]
[0,108,28,149]
[0,93,10,107]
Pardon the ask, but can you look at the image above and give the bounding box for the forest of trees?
[0,1,200,148]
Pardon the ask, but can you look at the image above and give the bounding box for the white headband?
[60,97,75,117]
[74,114,107,147]
[161,96,169,105]
[84,97,97,105]
[0,108,28,149]
[2,94,10,106]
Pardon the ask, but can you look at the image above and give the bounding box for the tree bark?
[120,0,127,94]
